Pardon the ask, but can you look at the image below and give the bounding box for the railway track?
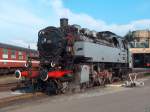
[0,92,45,108]
[0,70,149,109]
[0,82,18,91]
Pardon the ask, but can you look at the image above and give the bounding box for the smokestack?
[60,18,68,27]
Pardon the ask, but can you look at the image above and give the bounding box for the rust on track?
[0,82,19,91]
[0,92,44,108]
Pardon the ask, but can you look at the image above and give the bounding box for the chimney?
[60,18,68,27]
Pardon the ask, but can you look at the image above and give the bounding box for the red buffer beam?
[15,70,39,80]
[42,70,73,81]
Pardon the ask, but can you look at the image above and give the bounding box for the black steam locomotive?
[36,18,131,94]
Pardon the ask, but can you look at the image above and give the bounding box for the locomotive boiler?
[36,18,131,94]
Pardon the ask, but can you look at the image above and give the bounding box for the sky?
[0,0,150,49]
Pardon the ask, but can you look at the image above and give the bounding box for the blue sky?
[65,0,150,24]
[0,0,150,49]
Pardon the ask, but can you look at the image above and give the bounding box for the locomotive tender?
[36,18,131,93]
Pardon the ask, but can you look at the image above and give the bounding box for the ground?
[1,77,150,112]
[0,75,16,84]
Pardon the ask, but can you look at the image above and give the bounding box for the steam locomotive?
[16,18,131,94]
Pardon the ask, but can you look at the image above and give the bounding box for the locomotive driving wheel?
[60,82,69,94]
[45,79,59,95]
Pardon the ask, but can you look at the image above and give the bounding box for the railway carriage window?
[11,50,16,59]
[3,62,7,64]
[2,48,8,59]
[18,51,23,60]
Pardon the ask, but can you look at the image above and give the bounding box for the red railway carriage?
[0,42,39,74]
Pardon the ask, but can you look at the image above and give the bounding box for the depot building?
[129,30,150,68]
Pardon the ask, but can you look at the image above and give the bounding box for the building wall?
[129,30,150,68]
[130,30,150,49]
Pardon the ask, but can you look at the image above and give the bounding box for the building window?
[2,48,8,59]
[18,51,23,60]
[130,41,149,48]
[11,50,16,59]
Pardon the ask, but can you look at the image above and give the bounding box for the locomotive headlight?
[51,61,56,67]
[41,31,45,34]
[39,31,45,35]
[43,38,47,43]
[38,31,45,37]
[41,38,47,44]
